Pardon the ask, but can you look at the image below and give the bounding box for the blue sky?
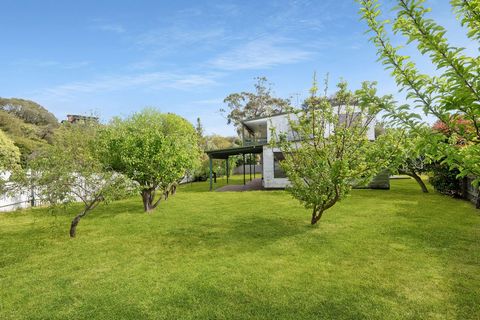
[1,0,477,135]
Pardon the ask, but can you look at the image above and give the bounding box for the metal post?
[242,124,245,146]
[226,156,229,184]
[30,185,35,207]
[243,153,246,185]
[249,154,252,181]
[261,153,264,179]
[209,156,213,191]
[253,155,256,179]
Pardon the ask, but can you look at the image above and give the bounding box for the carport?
[205,145,263,191]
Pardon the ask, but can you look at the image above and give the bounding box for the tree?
[357,0,480,185]
[430,116,478,203]
[273,78,396,225]
[384,128,431,193]
[0,129,20,171]
[13,122,132,237]
[0,97,58,126]
[195,117,204,139]
[193,117,239,180]
[221,77,290,134]
[98,109,200,212]
[0,98,59,165]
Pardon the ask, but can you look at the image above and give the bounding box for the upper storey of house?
[241,113,289,146]
[241,111,376,146]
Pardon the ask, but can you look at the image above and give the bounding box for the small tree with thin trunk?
[384,128,431,193]
[273,78,396,225]
[13,121,133,237]
[98,109,200,212]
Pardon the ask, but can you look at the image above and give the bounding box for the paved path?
[215,178,265,192]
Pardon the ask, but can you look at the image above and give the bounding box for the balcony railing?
[243,137,268,146]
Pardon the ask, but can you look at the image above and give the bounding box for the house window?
[273,152,287,178]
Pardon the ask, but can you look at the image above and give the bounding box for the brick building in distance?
[62,114,99,124]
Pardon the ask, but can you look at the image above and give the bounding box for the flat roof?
[205,145,264,159]
[242,111,291,123]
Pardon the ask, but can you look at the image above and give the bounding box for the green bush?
[429,163,462,198]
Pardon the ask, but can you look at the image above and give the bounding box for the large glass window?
[273,152,287,178]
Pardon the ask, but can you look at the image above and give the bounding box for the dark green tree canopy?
[0,98,58,126]
[0,98,59,165]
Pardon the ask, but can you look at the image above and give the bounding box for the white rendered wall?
[266,112,376,141]
[261,112,376,189]
[267,114,295,142]
[262,146,290,189]
[366,118,376,140]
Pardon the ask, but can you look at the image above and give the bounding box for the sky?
[1,0,477,136]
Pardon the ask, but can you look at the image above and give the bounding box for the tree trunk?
[141,189,154,212]
[70,212,84,238]
[476,188,480,209]
[69,197,102,238]
[311,207,324,225]
[399,170,428,193]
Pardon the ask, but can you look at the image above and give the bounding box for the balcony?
[243,137,268,146]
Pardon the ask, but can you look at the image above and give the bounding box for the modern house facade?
[206,112,387,190]
[241,113,291,189]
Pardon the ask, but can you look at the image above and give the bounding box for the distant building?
[62,114,99,124]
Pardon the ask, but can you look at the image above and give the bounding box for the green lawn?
[0,178,479,319]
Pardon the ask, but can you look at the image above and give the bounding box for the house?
[206,112,388,190]
[62,114,99,124]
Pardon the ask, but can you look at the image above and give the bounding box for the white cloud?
[95,24,125,33]
[12,59,90,69]
[209,36,312,70]
[34,72,221,100]
[135,27,226,55]
[192,98,224,105]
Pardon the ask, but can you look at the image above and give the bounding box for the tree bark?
[141,189,154,212]
[311,206,325,225]
[476,188,480,209]
[70,214,83,238]
[310,190,340,225]
[400,170,429,193]
[69,197,102,238]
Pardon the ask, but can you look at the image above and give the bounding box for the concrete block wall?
[262,146,290,189]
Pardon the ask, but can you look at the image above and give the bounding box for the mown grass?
[0,178,478,319]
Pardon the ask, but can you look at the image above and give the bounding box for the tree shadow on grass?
[156,279,387,320]
[0,222,57,269]
[162,214,311,255]
[91,199,144,219]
